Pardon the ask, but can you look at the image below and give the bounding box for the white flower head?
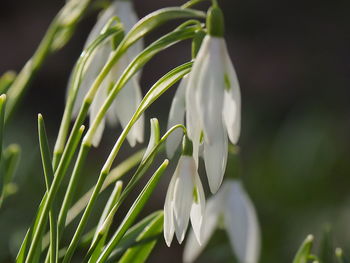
[166,7,240,195]
[164,138,206,247]
[71,0,144,147]
[183,179,261,263]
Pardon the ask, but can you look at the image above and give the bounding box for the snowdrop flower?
[72,0,144,147]
[167,5,241,193]
[183,179,261,263]
[164,137,205,247]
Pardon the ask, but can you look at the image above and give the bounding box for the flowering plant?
[0,0,347,263]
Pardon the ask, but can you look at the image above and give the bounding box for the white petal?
[173,156,195,244]
[183,188,224,263]
[221,40,241,144]
[190,172,205,244]
[90,80,108,147]
[197,37,225,145]
[164,173,177,247]
[203,123,228,194]
[223,180,261,263]
[109,55,144,147]
[115,1,143,80]
[166,76,188,158]
[185,36,211,165]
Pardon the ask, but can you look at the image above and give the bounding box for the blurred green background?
[0,0,349,262]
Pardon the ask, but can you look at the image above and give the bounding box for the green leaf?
[96,160,169,263]
[118,212,164,263]
[293,235,314,263]
[38,114,54,189]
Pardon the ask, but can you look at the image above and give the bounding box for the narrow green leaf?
[96,160,169,263]
[293,235,314,263]
[118,212,164,263]
[38,114,54,189]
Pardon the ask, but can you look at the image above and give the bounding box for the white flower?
[186,35,241,194]
[166,34,241,193]
[164,155,205,247]
[183,179,261,263]
[72,0,144,147]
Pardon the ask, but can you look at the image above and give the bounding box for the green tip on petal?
[206,5,225,37]
[182,135,193,156]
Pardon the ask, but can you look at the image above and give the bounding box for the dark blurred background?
[0,0,350,262]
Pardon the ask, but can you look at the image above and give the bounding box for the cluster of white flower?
[164,5,261,263]
[74,1,261,262]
